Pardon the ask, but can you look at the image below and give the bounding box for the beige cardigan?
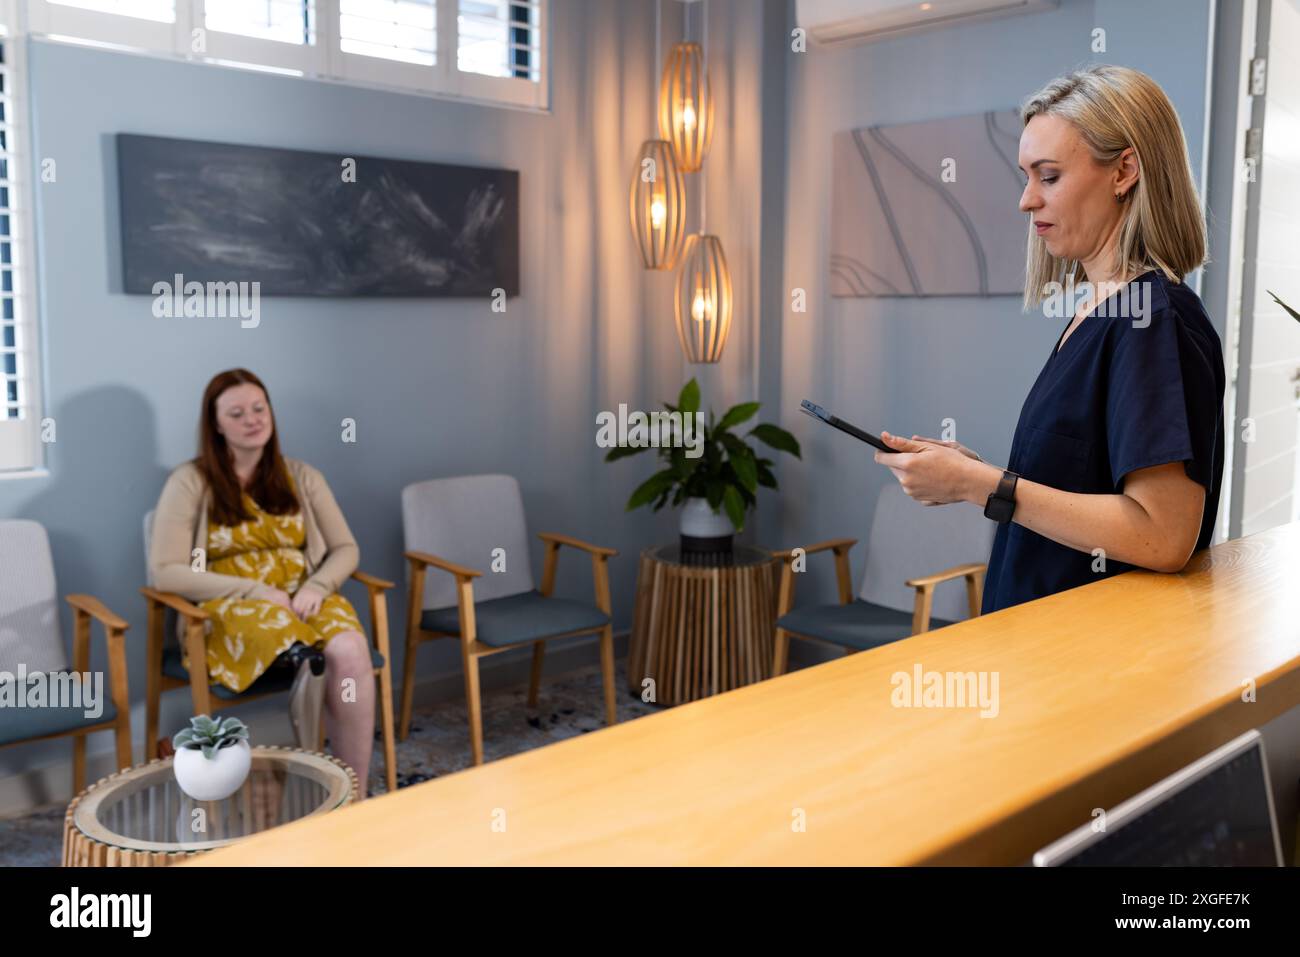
[149,457,359,603]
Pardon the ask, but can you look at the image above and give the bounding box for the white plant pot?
[173,740,251,802]
[679,496,734,539]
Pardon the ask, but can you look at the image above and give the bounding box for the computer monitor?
[1033,730,1284,866]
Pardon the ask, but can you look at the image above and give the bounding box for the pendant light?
[674,234,733,363]
[673,0,731,364]
[630,1,686,269]
[658,8,713,172]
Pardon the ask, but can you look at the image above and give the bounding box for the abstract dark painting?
[117,134,519,297]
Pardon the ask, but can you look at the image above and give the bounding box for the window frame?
[28,0,185,51]
[25,0,550,111]
[450,0,545,108]
[332,0,440,93]
[0,0,46,476]
[198,2,322,75]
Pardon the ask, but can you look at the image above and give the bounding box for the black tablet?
[799,400,891,453]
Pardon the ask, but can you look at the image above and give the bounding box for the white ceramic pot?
[173,739,251,802]
[679,496,734,539]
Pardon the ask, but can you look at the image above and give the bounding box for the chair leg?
[399,632,420,741]
[72,735,86,795]
[376,668,397,793]
[189,682,213,720]
[113,711,133,772]
[183,620,213,717]
[145,682,161,761]
[773,628,792,676]
[598,625,617,726]
[145,600,163,760]
[527,641,545,708]
[462,646,484,767]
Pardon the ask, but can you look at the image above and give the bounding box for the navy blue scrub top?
[981,269,1226,615]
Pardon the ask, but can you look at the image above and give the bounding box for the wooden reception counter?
[196,522,1300,866]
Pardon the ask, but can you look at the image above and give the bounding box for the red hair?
[194,368,299,526]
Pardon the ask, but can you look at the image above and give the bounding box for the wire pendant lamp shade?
[658,41,713,173]
[674,233,733,364]
[629,139,686,270]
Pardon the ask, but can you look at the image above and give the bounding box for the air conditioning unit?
[796,0,1059,48]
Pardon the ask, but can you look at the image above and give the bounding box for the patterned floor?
[0,659,660,866]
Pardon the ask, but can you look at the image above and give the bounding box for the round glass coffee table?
[63,746,357,866]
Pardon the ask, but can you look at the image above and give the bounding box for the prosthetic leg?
[282,642,327,750]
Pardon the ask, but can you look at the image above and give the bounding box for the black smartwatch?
[984,469,1020,524]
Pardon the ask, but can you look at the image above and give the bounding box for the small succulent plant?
[172,714,249,760]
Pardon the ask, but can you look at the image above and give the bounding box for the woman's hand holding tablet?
[798,399,997,507]
[875,431,999,507]
[906,434,984,463]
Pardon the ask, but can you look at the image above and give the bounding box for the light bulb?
[692,292,708,322]
[683,102,697,131]
[650,198,666,229]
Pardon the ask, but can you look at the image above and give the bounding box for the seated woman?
[149,368,375,794]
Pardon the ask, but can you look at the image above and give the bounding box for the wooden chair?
[140,511,399,793]
[0,520,132,793]
[399,474,617,766]
[773,484,996,674]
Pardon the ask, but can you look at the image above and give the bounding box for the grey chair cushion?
[777,599,954,652]
[0,520,69,675]
[858,484,995,622]
[0,676,117,745]
[402,475,535,611]
[420,590,609,648]
[160,644,386,701]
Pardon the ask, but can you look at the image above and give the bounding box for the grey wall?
[0,0,785,792]
[0,0,1219,796]
[768,0,1217,636]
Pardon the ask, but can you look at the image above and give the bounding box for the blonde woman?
[150,368,375,791]
[874,64,1225,613]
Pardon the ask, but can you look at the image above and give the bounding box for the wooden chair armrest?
[139,586,209,621]
[349,573,392,659]
[68,593,130,675]
[905,562,987,589]
[772,538,859,614]
[537,534,614,614]
[65,593,130,631]
[907,563,988,635]
[404,550,482,581]
[68,594,131,751]
[537,532,618,558]
[770,538,857,562]
[351,569,396,592]
[404,554,479,647]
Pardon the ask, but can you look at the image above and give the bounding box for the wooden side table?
[628,544,779,705]
[63,746,357,867]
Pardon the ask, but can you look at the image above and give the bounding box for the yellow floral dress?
[190,489,364,693]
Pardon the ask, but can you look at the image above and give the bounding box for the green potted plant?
[172,714,251,802]
[605,379,800,555]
